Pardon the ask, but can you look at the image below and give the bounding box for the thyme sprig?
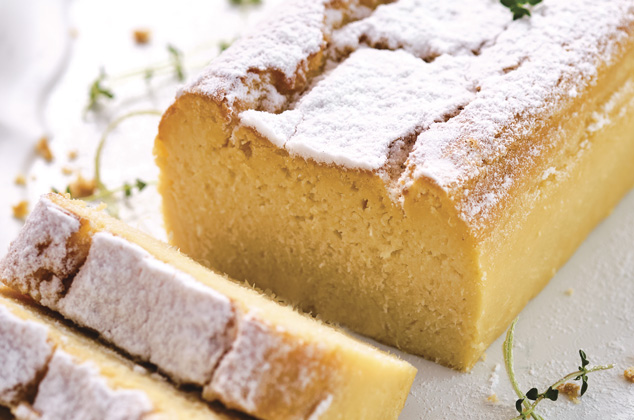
[229,0,262,6]
[56,110,161,216]
[85,68,115,114]
[85,45,187,116]
[167,44,185,82]
[500,0,543,20]
[504,318,614,420]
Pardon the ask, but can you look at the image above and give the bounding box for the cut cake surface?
[0,287,241,420]
[156,0,634,370]
[0,194,416,420]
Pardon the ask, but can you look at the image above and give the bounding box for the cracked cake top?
[182,0,634,231]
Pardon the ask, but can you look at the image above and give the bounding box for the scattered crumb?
[565,288,574,296]
[556,383,580,404]
[69,27,78,38]
[487,394,499,403]
[12,201,29,220]
[625,367,634,383]
[133,29,151,45]
[35,136,54,162]
[68,174,96,198]
[96,202,108,212]
[480,352,487,362]
[67,149,78,160]
[14,174,27,186]
[61,166,74,176]
[30,175,37,181]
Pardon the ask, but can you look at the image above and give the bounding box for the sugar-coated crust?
[18,351,154,420]
[205,313,335,419]
[0,195,415,420]
[0,197,85,306]
[0,305,52,407]
[182,0,634,233]
[0,304,154,420]
[184,0,385,116]
[58,232,237,386]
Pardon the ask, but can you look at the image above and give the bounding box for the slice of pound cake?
[0,287,241,420]
[155,0,634,369]
[0,194,416,420]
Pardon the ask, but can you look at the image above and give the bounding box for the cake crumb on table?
[14,174,27,186]
[69,174,96,198]
[625,367,634,383]
[565,288,574,296]
[35,136,54,162]
[556,383,580,403]
[12,201,29,220]
[61,166,74,175]
[486,394,499,403]
[68,149,78,160]
[133,29,151,45]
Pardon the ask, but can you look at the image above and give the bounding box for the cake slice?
[0,287,240,420]
[0,194,416,420]
[155,0,634,370]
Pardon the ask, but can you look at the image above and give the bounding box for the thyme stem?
[94,109,162,191]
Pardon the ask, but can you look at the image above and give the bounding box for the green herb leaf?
[86,68,115,113]
[525,388,539,401]
[544,387,559,401]
[123,183,132,197]
[219,40,232,52]
[167,44,185,81]
[580,379,588,396]
[135,179,147,191]
[580,350,589,367]
[500,0,543,20]
[516,398,524,414]
[229,0,262,6]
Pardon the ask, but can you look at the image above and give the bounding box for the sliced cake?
[155,0,634,370]
[0,287,240,420]
[0,194,416,420]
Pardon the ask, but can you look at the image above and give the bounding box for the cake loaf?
[155,0,634,370]
[0,287,241,420]
[0,194,416,420]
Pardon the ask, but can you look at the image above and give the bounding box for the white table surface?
[0,1,632,419]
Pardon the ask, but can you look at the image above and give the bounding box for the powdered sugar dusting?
[30,351,154,420]
[407,0,634,228]
[0,301,153,419]
[0,305,52,407]
[192,0,634,230]
[205,312,335,419]
[58,232,237,386]
[185,0,383,114]
[330,0,510,60]
[0,196,83,304]
[241,48,475,170]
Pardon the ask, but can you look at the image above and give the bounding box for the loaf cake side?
[0,194,416,420]
[156,0,634,369]
[0,288,241,420]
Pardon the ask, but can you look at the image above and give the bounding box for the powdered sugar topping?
[194,0,634,229]
[241,48,475,170]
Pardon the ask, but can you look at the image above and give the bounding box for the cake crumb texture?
[157,0,634,370]
[0,195,416,420]
[35,136,54,162]
[11,201,29,220]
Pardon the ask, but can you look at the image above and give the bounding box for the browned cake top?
[184,0,634,231]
